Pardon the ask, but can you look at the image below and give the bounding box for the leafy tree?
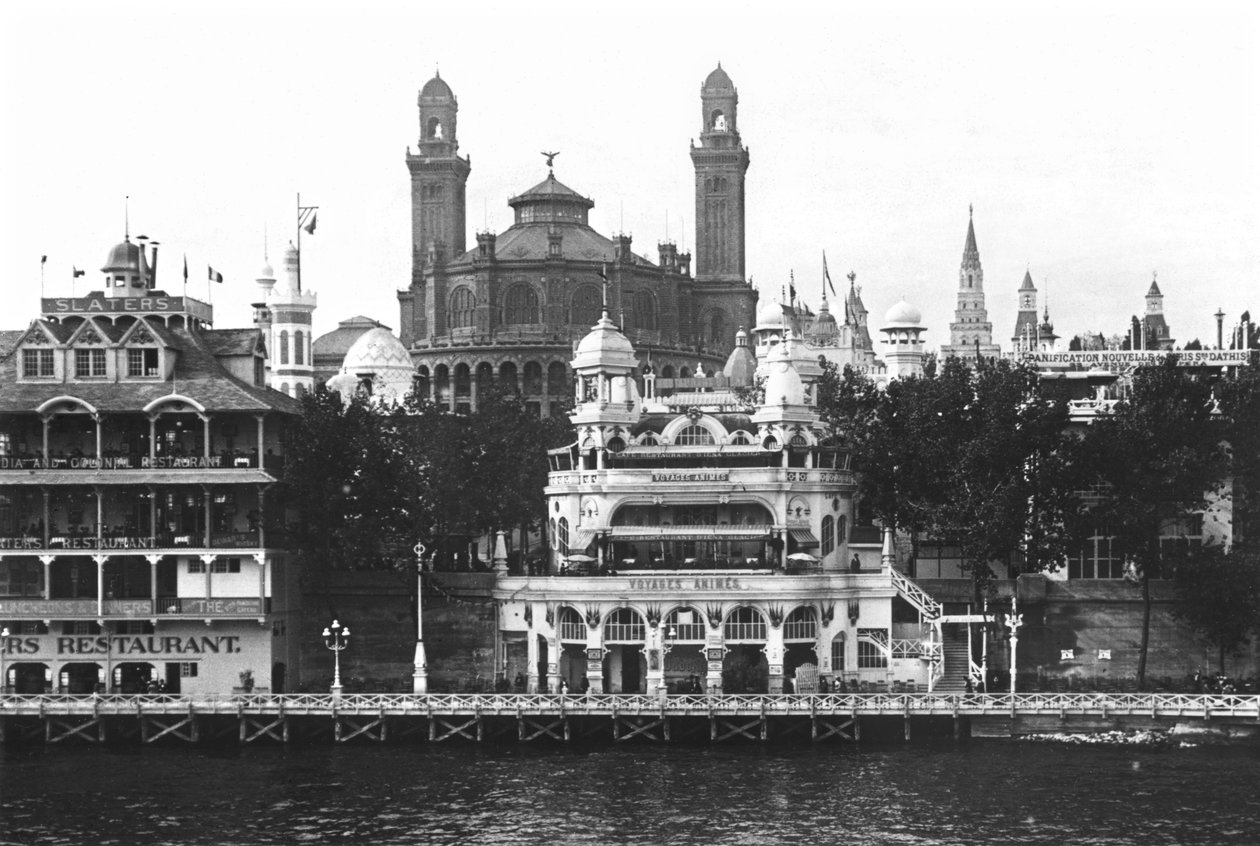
[1076,355,1224,687]
[1173,543,1260,673]
[817,356,1085,595]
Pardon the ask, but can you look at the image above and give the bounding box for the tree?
[1173,544,1260,673]
[817,356,1086,596]
[1076,355,1224,687]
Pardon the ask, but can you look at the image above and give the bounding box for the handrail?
[2,691,1256,718]
[889,568,942,620]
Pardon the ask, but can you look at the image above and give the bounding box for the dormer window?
[127,348,160,377]
[23,349,54,378]
[74,349,106,378]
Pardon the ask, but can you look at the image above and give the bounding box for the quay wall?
[298,569,496,691]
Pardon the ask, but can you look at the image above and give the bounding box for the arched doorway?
[662,606,706,693]
[8,662,50,694]
[722,606,768,693]
[556,606,586,693]
[602,608,646,693]
[59,662,102,694]
[783,606,819,692]
[113,661,157,693]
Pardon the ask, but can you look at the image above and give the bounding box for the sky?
[2,0,1257,351]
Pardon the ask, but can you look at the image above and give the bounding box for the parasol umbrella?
[565,554,597,563]
[787,552,820,563]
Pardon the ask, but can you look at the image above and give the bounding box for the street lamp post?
[322,619,350,698]
[1004,596,1023,697]
[412,541,429,694]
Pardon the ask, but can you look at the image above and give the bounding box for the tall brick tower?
[690,64,755,352]
[402,71,471,346]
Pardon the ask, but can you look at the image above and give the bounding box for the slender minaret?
[691,63,750,284]
[941,207,1000,361]
[1011,270,1039,352]
[266,244,318,397]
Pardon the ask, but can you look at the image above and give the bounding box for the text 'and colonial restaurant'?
[494,309,952,697]
[0,234,302,695]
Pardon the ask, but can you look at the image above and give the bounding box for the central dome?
[420,74,453,100]
[883,299,923,327]
[704,64,734,92]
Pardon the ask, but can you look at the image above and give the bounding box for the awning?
[788,528,819,548]
[609,525,772,542]
[568,528,597,552]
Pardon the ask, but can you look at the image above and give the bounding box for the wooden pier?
[1,692,1256,746]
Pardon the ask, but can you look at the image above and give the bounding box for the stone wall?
[297,568,497,692]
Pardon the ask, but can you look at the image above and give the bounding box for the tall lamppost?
[412,541,429,694]
[322,619,350,698]
[0,625,10,694]
[1004,596,1023,697]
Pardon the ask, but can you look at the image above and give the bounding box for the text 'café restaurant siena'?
[0,234,302,695]
[494,307,947,696]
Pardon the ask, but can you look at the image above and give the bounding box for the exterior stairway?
[935,624,972,692]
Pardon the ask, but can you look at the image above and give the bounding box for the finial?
[541,150,559,170]
[435,65,440,78]
[1153,270,1158,281]
[847,270,856,287]
[125,195,130,240]
[969,203,973,219]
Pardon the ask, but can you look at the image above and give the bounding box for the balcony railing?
[0,596,269,617]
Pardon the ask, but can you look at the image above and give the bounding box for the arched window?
[784,607,817,641]
[294,330,305,365]
[547,361,567,396]
[499,362,519,394]
[278,330,289,365]
[638,432,659,446]
[557,517,569,551]
[603,608,645,643]
[549,518,557,549]
[557,606,584,641]
[504,284,539,324]
[710,110,727,132]
[633,290,657,331]
[279,382,290,396]
[571,286,602,327]
[449,287,475,329]
[729,431,751,445]
[414,367,431,401]
[426,117,443,140]
[524,361,543,394]
[675,424,715,446]
[724,607,766,642]
[709,311,727,346]
[821,515,835,557]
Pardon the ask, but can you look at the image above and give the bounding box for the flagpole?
[296,192,319,293]
[40,256,46,299]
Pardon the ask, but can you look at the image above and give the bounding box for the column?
[94,487,103,547]
[148,416,157,463]
[94,554,108,617]
[765,620,786,694]
[147,485,157,547]
[646,625,666,695]
[39,555,54,600]
[201,554,215,599]
[705,625,724,694]
[201,415,211,462]
[257,487,267,547]
[41,417,49,463]
[254,415,265,467]
[41,488,50,547]
[201,485,212,548]
[584,621,605,694]
[254,554,267,612]
[546,636,561,694]
[526,617,540,693]
[94,415,102,460]
[146,555,161,613]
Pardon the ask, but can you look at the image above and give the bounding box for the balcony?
[0,529,278,554]
[0,451,283,474]
[0,596,270,618]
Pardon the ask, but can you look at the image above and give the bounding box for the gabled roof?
[203,328,264,357]
[0,323,301,415]
[0,330,23,359]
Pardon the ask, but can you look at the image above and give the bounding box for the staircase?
[935,624,971,692]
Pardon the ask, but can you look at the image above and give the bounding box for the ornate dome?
[762,337,805,407]
[420,73,453,100]
[704,64,734,92]
[574,311,635,363]
[341,327,412,373]
[883,299,923,327]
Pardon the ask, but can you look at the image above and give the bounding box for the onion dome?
[754,296,788,330]
[723,326,757,385]
[883,299,923,328]
[762,336,806,407]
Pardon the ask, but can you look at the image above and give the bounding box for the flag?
[41,255,47,264]
[304,212,317,235]
[823,251,835,297]
[72,267,85,278]
[208,266,224,284]
[788,270,796,304]
[183,255,188,283]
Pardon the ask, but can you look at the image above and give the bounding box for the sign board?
[1027,350,1249,368]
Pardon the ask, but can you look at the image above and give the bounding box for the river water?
[2,739,1258,845]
